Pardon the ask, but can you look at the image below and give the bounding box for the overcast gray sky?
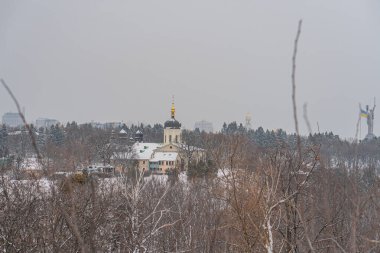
[1,0,379,138]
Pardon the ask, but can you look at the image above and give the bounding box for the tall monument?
[360,99,376,140]
[245,113,252,130]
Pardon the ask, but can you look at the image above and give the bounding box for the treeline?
[0,122,164,171]
[1,120,380,174]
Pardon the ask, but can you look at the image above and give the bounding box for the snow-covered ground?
[20,157,43,170]
[1,171,190,195]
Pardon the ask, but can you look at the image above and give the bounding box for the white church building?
[131,100,204,174]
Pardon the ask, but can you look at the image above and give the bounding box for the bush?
[71,172,87,184]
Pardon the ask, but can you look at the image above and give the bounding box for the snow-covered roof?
[132,142,162,160]
[177,143,205,152]
[112,151,133,160]
[119,129,127,134]
[151,152,178,162]
[8,131,23,136]
[20,158,43,170]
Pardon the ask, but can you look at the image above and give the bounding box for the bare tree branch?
[291,19,303,159]
[303,103,313,135]
[1,79,43,162]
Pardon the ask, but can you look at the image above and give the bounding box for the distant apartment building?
[2,112,23,127]
[90,121,124,129]
[104,122,124,129]
[36,118,59,129]
[194,120,213,133]
[90,122,105,129]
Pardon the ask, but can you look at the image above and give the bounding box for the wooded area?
[1,122,379,252]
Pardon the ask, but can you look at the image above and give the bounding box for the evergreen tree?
[238,123,246,133]
[222,122,228,134]
[254,126,266,147]
[50,124,65,145]
[37,127,46,149]
[0,125,8,157]
[227,122,238,134]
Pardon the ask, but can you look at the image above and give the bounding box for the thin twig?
[291,19,303,159]
[303,103,312,135]
[293,204,315,252]
[1,79,43,163]
[354,113,361,143]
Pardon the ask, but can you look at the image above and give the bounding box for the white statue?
[360,99,376,140]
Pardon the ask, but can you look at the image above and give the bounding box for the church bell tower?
[163,97,182,144]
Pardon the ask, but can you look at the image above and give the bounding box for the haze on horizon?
[1,0,379,138]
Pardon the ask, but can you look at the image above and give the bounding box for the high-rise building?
[2,112,23,127]
[35,118,59,129]
[194,120,213,133]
